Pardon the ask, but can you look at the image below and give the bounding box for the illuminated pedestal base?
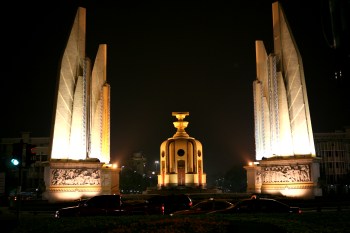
[157,173,207,189]
[244,156,322,199]
[43,159,120,202]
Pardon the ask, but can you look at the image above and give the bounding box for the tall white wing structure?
[254,2,316,160]
[50,8,110,163]
[90,44,110,164]
[272,3,315,156]
[44,6,117,203]
[51,7,87,160]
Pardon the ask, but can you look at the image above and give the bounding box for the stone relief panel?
[256,170,262,184]
[260,164,310,183]
[51,168,101,185]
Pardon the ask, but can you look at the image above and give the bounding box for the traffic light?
[26,144,37,166]
[12,141,24,166]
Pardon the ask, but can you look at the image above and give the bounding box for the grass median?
[9,210,350,233]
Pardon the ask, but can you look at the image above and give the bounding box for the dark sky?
[1,0,349,182]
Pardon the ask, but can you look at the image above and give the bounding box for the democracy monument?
[43,1,322,201]
[244,2,322,198]
[43,7,119,202]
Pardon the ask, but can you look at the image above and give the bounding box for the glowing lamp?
[11,158,20,166]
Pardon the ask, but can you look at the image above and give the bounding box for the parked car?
[54,195,128,218]
[212,197,301,214]
[8,188,39,201]
[170,198,234,215]
[130,194,193,215]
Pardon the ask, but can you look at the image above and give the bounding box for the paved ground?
[1,206,56,233]
[0,207,19,233]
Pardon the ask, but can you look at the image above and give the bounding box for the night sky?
[1,0,349,183]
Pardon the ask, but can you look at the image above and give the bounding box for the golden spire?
[172,112,190,138]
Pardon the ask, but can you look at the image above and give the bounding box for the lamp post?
[11,141,25,222]
[153,161,159,188]
[154,161,159,174]
[10,158,22,221]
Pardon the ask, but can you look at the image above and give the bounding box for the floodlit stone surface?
[45,8,116,202]
[254,2,315,160]
[247,2,321,198]
[51,8,110,163]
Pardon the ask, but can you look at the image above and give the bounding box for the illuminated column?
[51,7,86,160]
[169,143,174,172]
[244,163,262,193]
[90,44,110,163]
[187,143,193,173]
[99,82,110,163]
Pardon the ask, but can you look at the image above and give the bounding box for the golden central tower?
[158,112,206,189]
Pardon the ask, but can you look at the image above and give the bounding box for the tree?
[223,165,247,193]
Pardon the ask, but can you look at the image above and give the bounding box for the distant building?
[125,152,147,175]
[119,152,150,194]
[0,132,49,197]
[314,127,350,195]
[0,132,50,159]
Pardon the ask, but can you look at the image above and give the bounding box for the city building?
[0,132,49,199]
[125,152,147,175]
[314,127,350,195]
[119,152,149,194]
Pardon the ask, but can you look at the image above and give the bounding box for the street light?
[11,158,20,166]
[10,155,22,222]
[154,161,159,173]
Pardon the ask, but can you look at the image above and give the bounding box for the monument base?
[244,156,322,199]
[145,186,219,195]
[157,173,207,189]
[42,159,120,202]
